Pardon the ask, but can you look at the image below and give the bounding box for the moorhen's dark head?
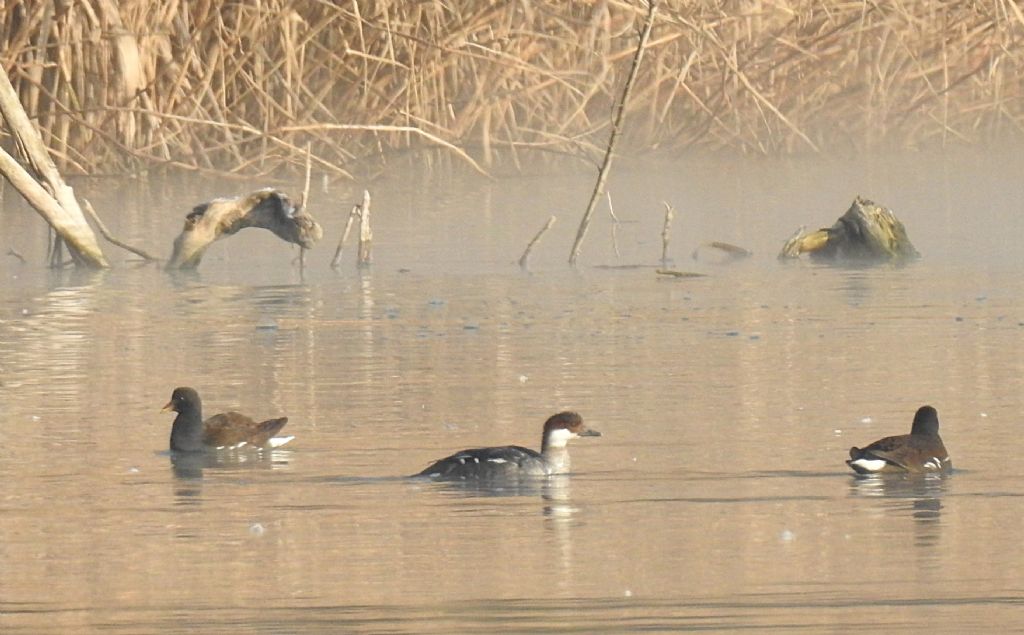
[163,387,201,414]
[910,405,940,436]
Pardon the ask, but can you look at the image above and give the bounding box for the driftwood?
[167,189,323,269]
[779,197,919,263]
[0,66,107,268]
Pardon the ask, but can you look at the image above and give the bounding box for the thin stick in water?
[297,144,312,271]
[357,190,372,267]
[607,191,620,260]
[569,0,659,265]
[661,201,675,266]
[519,215,557,269]
[299,143,312,209]
[82,199,160,262]
[330,203,360,269]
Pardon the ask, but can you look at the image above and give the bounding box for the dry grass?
[1,1,1022,178]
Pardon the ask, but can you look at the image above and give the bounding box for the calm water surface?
[1,151,1024,632]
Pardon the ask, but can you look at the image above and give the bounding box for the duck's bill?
[161,401,174,413]
[579,428,601,437]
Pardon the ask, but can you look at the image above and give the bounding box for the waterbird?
[162,386,293,453]
[414,411,600,480]
[846,405,950,475]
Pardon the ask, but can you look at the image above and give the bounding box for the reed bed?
[1,0,1022,178]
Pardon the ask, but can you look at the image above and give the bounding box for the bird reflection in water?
[424,473,572,503]
[169,449,293,501]
[418,473,583,588]
[849,472,950,552]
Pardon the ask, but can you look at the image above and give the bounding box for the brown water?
[2,151,1024,633]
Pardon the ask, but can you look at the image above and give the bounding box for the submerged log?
[779,197,919,263]
[167,188,323,269]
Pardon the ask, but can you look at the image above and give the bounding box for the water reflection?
[4,156,1024,633]
[417,474,581,594]
[419,474,574,507]
[170,449,293,478]
[848,473,948,554]
[847,472,949,500]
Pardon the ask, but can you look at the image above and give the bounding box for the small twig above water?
[519,215,556,270]
[296,143,313,271]
[330,201,360,269]
[357,190,373,268]
[82,199,161,263]
[661,201,675,267]
[607,191,620,260]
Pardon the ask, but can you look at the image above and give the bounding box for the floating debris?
[655,269,708,278]
[691,241,752,263]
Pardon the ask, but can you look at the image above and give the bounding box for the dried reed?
[0,1,1021,178]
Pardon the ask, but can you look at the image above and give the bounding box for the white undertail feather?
[849,458,888,472]
[268,436,295,448]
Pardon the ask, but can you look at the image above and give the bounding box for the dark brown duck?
[162,386,293,453]
[847,405,950,475]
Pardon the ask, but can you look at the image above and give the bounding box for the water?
[1,149,1024,632]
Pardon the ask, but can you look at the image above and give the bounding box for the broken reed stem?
[606,191,620,260]
[357,189,372,268]
[297,144,312,272]
[519,215,557,269]
[81,199,160,262]
[661,201,675,266]
[570,0,658,265]
[299,143,312,209]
